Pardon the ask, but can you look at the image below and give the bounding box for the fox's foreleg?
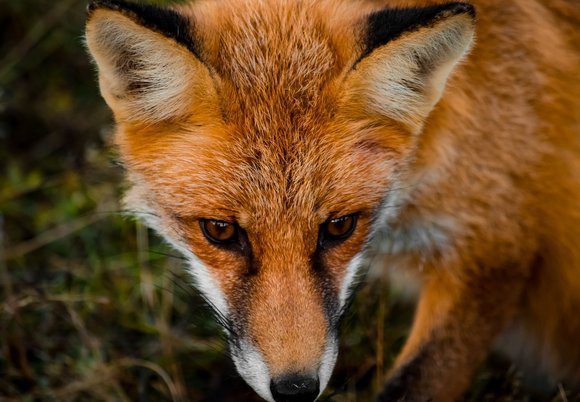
[377,265,527,402]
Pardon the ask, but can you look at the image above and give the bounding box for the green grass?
[0,1,578,401]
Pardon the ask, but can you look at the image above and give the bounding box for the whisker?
[165,271,238,337]
[148,249,188,261]
[161,274,236,344]
[166,271,194,294]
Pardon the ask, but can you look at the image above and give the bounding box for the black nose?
[270,374,319,402]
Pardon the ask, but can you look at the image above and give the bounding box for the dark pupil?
[327,216,353,237]
[207,220,234,241]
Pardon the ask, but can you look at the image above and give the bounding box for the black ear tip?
[362,2,476,61]
[447,2,476,19]
[87,0,98,15]
[87,0,129,16]
[85,0,200,58]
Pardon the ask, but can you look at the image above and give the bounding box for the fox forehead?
[121,120,397,227]
[190,0,365,119]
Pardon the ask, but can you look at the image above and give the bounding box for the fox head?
[86,0,475,400]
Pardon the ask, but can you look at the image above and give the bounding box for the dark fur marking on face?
[245,249,259,277]
[311,251,342,331]
[87,0,201,59]
[361,2,476,60]
[229,266,256,340]
[227,239,260,341]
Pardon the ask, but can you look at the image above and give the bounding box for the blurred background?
[0,1,577,401]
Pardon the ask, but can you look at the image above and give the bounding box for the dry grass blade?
[117,358,184,402]
[559,383,570,402]
[1,213,104,261]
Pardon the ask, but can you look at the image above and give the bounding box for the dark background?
[0,1,577,401]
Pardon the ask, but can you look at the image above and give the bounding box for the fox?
[85,0,580,400]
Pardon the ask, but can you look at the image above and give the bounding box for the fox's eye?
[320,214,357,246]
[200,219,238,244]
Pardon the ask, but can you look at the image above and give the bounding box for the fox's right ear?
[85,0,219,123]
[342,2,475,134]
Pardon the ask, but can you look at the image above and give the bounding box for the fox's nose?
[270,374,320,402]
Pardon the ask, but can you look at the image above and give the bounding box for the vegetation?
[0,0,577,401]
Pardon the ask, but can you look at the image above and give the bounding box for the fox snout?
[229,250,341,402]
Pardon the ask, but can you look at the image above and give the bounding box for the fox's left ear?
[85,0,219,123]
[343,3,476,134]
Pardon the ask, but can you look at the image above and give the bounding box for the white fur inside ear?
[347,14,475,133]
[86,11,203,122]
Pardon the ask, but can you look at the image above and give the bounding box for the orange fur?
[86,0,580,400]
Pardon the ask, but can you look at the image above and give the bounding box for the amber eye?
[320,214,357,246]
[200,219,238,244]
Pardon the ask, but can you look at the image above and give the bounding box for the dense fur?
[86,0,580,401]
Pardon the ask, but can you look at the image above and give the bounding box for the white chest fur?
[369,213,458,300]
